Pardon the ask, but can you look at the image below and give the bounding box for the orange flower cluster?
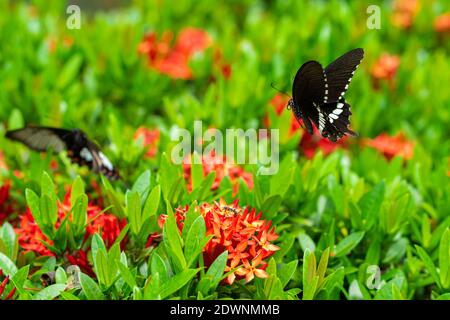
[134,127,160,159]
[365,132,414,160]
[0,269,16,300]
[160,200,280,284]
[138,27,212,80]
[391,0,420,29]
[371,54,400,90]
[16,192,126,257]
[183,151,254,196]
[434,13,450,34]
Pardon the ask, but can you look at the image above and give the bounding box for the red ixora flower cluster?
[183,151,253,196]
[15,191,126,273]
[434,13,450,34]
[160,199,279,284]
[134,127,160,159]
[364,132,414,160]
[371,53,400,90]
[0,269,16,300]
[391,0,420,30]
[138,27,212,80]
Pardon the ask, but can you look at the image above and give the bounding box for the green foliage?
[0,0,449,300]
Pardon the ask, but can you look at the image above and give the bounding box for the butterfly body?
[289,48,364,142]
[6,126,119,180]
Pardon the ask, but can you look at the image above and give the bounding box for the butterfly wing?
[317,100,358,142]
[292,61,326,134]
[80,140,120,180]
[324,48,364,102]
[5,127,72,152]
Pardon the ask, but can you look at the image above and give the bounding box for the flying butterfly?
[5,126,119,180]
[288,48,364,142]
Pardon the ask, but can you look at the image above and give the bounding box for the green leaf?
[334,231,365,257]
[95,250,111,288]
[127,191,142,235]
[132,170,152,204]
[25,188,41,226]
[163,201,186,271]
[70,176,85,207]
[191,151,204,191]
[11,265,30,295]
[261,194,282,218]
[160,269,199,299]
[359,182,385,230]
[57,54,83,89]
[279,260,298,288]
[0,222,18,262]
[439,229,450,288]
[72,194,88,236]
[0,252,18,276]
[317,247,330,289]
[55,267,67,285]
[184,216,206,266]
[298,233,316,253]
[7,108,24,130]
[151,252,169,284]
[415,245,441,289]
[118,262,137,289]
[142,185,161,222]
[80,273,105,300]
[302,248,317,300]
[33,284,67,300]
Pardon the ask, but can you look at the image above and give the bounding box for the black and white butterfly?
[6,126,119,180]
[288,48,364,142]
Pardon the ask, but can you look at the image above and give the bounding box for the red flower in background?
[138,27,212,80]
[159,199,279,284]
[134,127,160,158]
[265,94,301,137]
[16,191,126,258]
[300,127,348,159]
[183,151,253,196]
[365,132,414,160]
[434,13,450,34]
[0,269,16,300]
[371,54,400,90]
[391,0,420,29]
[0,182,14,225]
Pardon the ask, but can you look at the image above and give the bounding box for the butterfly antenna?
[270,82,291,99]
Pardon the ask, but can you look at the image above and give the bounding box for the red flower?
[300,127,348,159]
[173,27,212,57]
[0,269,16,300]
[0,181,14,224]
[16,191,126,258]
[183,151,253,196]
[391,0,420,29]
[265,94,301,136]
[67,249,95,278]
[134,127,160,159]
[365,132,414,160]
[159,199,279,285]
[138,27,212,80]
[371,54,400,90]
[434,13,450,34]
